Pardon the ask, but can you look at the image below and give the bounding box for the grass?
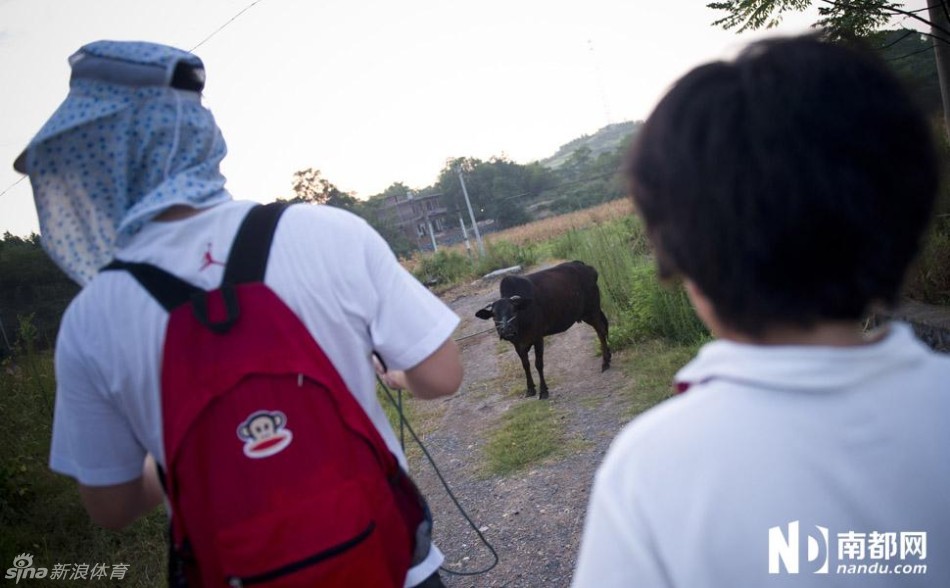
[619,339,705,421]
[405,200,635,285]
[0,344,166,587]
[487,199,635,249]
[376,380,451,464]
[414,202,709,353]
[548,219,709,348]
[481,401,564,477]
[904,226,950,305]
[478,338,704,479]
[377,383,416,452]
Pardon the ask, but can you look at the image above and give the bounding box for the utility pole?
[459,213,473,262]
[424,209,438,252]
[457,167,485,256]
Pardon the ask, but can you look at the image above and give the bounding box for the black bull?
[475,261,611,399]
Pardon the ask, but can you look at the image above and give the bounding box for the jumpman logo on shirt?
[200,243,225,271]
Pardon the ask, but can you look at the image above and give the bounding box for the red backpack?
[104,203,430,587]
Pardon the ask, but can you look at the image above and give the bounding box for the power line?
[190,0,269,53]
[878,29,916,50]
[0,175,27,199]
[2,0,270,213]
[886,42,936,61]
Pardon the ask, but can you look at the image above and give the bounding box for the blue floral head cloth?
[18,40,231,285]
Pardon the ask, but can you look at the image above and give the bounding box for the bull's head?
[475,295,530,341]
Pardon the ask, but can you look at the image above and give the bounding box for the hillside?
[539,121,641,169]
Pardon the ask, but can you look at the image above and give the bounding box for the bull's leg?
[534,339,548,399]
[584,310,612,371]
[515,343,536,397]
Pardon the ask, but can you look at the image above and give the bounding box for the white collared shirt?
[574,323,950,587]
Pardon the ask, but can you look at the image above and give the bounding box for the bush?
[409,239,541,288]
[0,234,79,352]
[410,211,709,347]
[607,263,709,348]
[903,124,950,305]
[411,249,473,286]
[904,226,950,305]
[0,317,166,587]
[474,240,539,276]
[547,218,708,348]
[640,273,709,345]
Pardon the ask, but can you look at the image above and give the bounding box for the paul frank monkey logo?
[237,410,293,459]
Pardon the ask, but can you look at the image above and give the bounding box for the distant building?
[376,192,450,251]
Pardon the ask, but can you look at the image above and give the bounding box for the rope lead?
[377,376,500,577]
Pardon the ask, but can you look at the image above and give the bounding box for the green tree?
[870,28,942,114]
[707,0,950,138]
[563,145,593,180]
[432,156,554,231]
[280,167,361,213]
[0,232,78,353]
[543,140,630,214]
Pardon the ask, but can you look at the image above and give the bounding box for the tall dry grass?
[406,199,709,348]
[479,199,635,248]
[402,199,634,275]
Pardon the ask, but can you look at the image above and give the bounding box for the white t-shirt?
[48,199,459,586]
[573,323,950,587]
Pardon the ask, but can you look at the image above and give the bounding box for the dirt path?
[403,273,637,588]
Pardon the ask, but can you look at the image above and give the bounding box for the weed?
[619,340,704,421]
[481,401,563,477]
[0,320,166,587]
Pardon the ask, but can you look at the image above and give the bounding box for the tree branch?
[815,0,950,39]
[912,29,947,42]
[885,42,937,60]
[878,28,916,49]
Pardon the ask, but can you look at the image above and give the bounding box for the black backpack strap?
[191,201,287,333]
[101,260,201,312]
[153,464,191,588]
[102,202,289,332]
[222,202,289,285]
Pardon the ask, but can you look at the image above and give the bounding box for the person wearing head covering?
[16,40,229,285]
[16,40,463,588]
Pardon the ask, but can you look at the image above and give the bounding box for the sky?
[0,0,860,237]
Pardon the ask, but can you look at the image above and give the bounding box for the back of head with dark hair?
[625,34,939,336]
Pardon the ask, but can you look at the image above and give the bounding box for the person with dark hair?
[14,40,462,587]
[572,34,949,587]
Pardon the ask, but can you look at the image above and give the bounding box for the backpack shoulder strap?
[101,202,289,311]
[222,202,289,285]
[101,259,201,312]
[191,202,288,333]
